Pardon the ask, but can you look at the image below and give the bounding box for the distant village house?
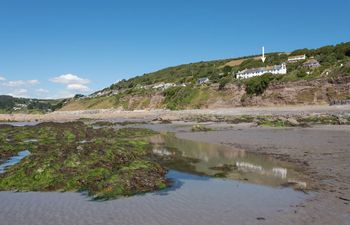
[197,77,209,85]
[288,54,306,62]
[236,63,287,79]
[152,83,176,90]
[303,59,320,68]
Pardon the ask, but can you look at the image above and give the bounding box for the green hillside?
[59,42,350,110]
[0,95,65,114]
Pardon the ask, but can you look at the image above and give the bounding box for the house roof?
[238,64,284,75]
[303,59,320,64]
[288,54,305,59]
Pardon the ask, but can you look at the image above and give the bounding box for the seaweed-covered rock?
[0,122,168,200]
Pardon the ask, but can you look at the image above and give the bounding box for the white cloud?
[7,89,28,98]
[66,83,90,92]
[50,74,90,85]
[0,76,6,81]
[35,88,49,93]
[28,80,39,85]
[50,73,91,94]
[3,79,39,87]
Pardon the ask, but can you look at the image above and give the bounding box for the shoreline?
[1,105,350,122]
[174,124,350,225]
[1,105,349,224]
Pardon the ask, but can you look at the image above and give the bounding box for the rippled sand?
[0,171,306,225]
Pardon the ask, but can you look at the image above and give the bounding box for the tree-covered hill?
[0,95,65,114]
[34,41,350,111]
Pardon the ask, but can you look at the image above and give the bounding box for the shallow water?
[0,122,310,225]
[0,150,30,174]
[0,170,307,225]
[0,121,39,126]
[150,134,307,188]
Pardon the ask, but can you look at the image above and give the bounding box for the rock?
[256,217,266,220]
[337,116,348,125]
[287,118,300,126]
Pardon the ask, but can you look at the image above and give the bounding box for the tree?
[74,94,85,99]
[223,65,232,75]
[218,77,231,90]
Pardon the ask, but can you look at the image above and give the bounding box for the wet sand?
[1,105,350,224]
[1,105,350,122]
[176,124,350,225]
[0,171,307,225]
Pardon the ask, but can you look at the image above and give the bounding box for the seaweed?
[0,122,167,200]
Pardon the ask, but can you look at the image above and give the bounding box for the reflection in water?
[149,134,307,188]
[236,162,288,179]
[152,148,173,156]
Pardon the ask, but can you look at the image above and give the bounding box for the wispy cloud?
[2,79,39,87]
[0,76,6,81]
[50,73,91,93]
[35,88,49,93]
[66,83,90,92]
[7,88,28,98]
[50,74,90,85]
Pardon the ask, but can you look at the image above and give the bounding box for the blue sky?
[0,0,349,99]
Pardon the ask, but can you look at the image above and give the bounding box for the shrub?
[218,77,232,90]
[163,86,199,110]
[244,73,274,96]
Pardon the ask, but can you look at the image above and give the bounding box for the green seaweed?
[0,122,167,200]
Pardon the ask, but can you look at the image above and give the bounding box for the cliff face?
[239,76,350,107]
[60,76,350,111]
[182,76,350,108]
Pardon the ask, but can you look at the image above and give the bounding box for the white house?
[288,54,306,62]
[236,63,287,79]
[303,59,320,68]
[152,83,176,90]
[197,77,209,85]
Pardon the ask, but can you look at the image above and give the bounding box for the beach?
[1,105,350,224]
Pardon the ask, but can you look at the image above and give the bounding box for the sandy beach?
[1,105,350,224]
[1,105,350,122]
[175,124,350,225]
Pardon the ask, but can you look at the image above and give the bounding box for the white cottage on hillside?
[236,63,287,79]
[288,54,306,62]
[152,83,176,90]
[197,77,209,85]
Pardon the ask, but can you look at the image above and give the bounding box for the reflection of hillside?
[148,134,307,188]
[162,135,246,161]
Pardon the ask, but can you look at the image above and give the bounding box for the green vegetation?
[0,122,172,200]
[0,95,65,114]
[175,114,350,127]
[244,73,275,96]
[57,41,350,110]
[163,86,200,110]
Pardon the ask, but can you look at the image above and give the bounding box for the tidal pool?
[150,134,307,188]
[0,150,30,174]
[0,122,310,225]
